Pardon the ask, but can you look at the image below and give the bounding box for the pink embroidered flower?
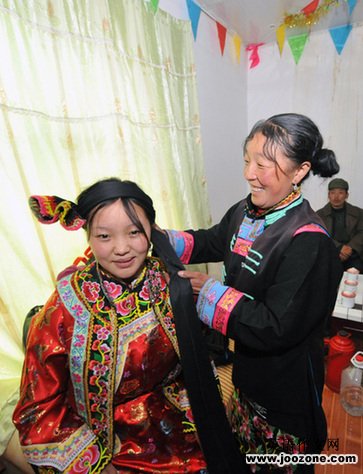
[73,373,82,383]
[74,334,85,347]
[95,326,111,341]
[90,362,108,376]
[103,280,122,299]
[240,421,251,439]
[82,281,101,303]
[115,294,135,315]
[277,433,297,453]
[92,419,107,433]
[92,339,101,350]
[69,444,100,473]
[139,282,150,300]
[206,291,217,305]
[71,304,84,316]
[100,342,111,353]
[252,416,273,439]
[163,316,173,327]
[89,393,102,403]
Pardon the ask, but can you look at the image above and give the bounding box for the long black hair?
[244,113,340,181]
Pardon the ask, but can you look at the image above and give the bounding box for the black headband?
[77,181,155,223]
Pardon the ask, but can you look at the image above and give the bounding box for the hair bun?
[312,148,340,178]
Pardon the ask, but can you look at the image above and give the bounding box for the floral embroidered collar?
[245,188,302,220]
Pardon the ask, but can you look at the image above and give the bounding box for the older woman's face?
[243,132,301,209]
[89,200,151,281]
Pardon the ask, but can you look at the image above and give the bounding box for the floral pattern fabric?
[13,257,206,473]
[229,390,304,473]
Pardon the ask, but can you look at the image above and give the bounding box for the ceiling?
[196,0,363,44]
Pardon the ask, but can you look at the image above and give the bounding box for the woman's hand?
[178,270,210,294]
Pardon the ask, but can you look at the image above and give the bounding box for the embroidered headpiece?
[29,195,86,230]
[29,179,156,231]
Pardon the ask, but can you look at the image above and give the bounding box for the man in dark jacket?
[317,178,363,272]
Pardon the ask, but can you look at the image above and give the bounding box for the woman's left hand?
[178,270,210,294]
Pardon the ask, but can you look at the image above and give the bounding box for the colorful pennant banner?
[347,0,357,16]
[246,43,265,69]
[150,0,159,13]
[329,24,353,54]
[147,0,358,68]
[216,21,227,55]
[288,33,309,65]
[186,0,201,40]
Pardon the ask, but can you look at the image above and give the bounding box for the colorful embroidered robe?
[13,257,206,473]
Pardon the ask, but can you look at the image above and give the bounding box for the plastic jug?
[340,351,363,416]
[325,330,356,393]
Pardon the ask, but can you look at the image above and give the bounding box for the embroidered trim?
[59,261,118,455]
[166,230,194,263]
[162,384,197,433]
[22,423,97,470]
[196,279,221,327]
[293,223,329,236]
[57,275,90,421]
[265,195,303,226]
[197,279,243,335]
[232,218,265,257]
[212,288,244,335]
[245,190,302,220]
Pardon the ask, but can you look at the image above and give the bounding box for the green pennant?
[287,33,308,65]
[150,0,159,13]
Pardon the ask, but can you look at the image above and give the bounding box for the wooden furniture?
[316,385,362,474]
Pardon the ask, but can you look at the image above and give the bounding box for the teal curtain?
[0,0,210,452]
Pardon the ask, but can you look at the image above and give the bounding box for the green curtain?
[0,0,210,452]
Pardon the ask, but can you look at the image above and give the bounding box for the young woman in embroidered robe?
[13,179,207,474]
[165,114,344,473]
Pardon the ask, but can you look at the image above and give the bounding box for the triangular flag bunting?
[329,24,352,54]
[347,0,357,16]
[246,43,264,69]
[276,24,285,55]
[216,22,227,55]
[150,0,159,13]
[301,0,319,16]
[233,34,242,63]
[288,33,308,65]
[186,0,202,40]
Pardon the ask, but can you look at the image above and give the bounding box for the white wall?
[160,2,363,220]
[159,0,247,224]
[193,14,247,223]
[247,26,363,212]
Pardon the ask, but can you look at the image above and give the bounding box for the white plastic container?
[340,351,363,416]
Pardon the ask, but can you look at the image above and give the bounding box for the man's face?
[328,188,348,209]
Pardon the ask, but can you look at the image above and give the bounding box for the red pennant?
[301,0,319,16]
[246,43,264,68]
[216,22,227,55]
